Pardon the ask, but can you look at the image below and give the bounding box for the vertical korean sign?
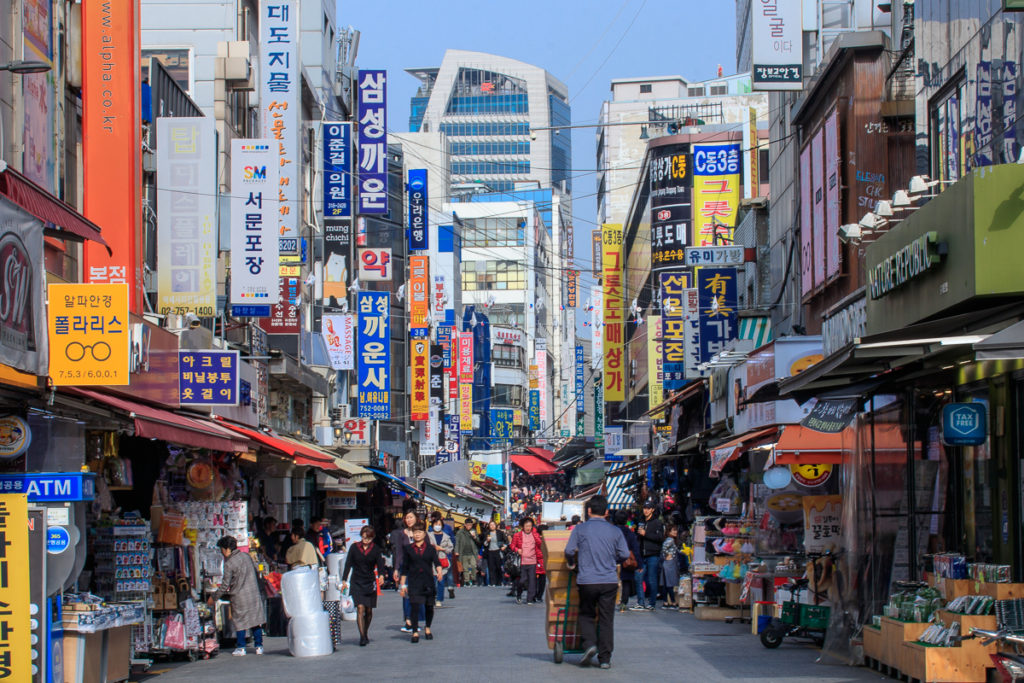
[156,117,217,316]
[682,289,701,377]
[321,314,354,370]
[590,285,603,370]
[751,0,803,91]
[357,291,390,419]
[410,338,429,421]
[566,270,578,308]
[696,268,738,364]
[649,144,691,268]
[528,389,540,431]
[458,332,473,433]
[409,255,430,330]
[693,143,741,246]
[535,344,548,429]
[0,494,30,678]
[648,315,664,413]
[323,122,352,219]
[48,283,129,386]
[323,221,350,306]
[575,345,585,436]
[659,273,691,389]
[83,0,143,313]
[260,0,299,242]
[601,224,624,402]
[460,383,473,434]
[407,169,428,250]
[230,140,280,314]
[357,70,388,214]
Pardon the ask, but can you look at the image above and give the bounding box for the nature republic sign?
[867,231,942,300]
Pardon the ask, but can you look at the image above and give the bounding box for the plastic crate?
[781,602,800,625]
[799,604,831,630]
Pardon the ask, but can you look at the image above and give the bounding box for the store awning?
[974,320,1024,360]
[0,166,108,248]
[709,426,779,474]
[510,453,559,476]
[773,423,913,465]
[525,447,556,463]
[368,468,424,498]
[68,389,248,452]
[642,379,704,418]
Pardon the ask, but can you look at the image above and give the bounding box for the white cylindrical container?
[280,566,322,617]
[287,611,333,657]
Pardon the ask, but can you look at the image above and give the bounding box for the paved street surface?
[141,588,889,682]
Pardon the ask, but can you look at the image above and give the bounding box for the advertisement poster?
[410,338,429,421]
[408,168,428,250]
[357,291,390,419]
[803,495,843,553]
[751,0,803,90]
[601,223,624,402]
[229,140,280,314]
[179,350,239,405]
[156,117,217,316]
[323,221,351,306]
[321,314,354,370]
[47,283,129,386]
[649,143,691,268]
[0,198,47,376]
[323,122,352,219]
[357,70,388,214]
[693,143,741,246]
[260,0,299,241]
[0,495,31,677]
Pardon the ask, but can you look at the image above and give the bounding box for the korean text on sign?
[693,143,741,246]
[0,495,30,678]
[696,267,738,364]
[601,224,625,401]
[47,283,129,386]
[357,291,391,419]
[407,168,428,250]
[357,70,388,214]
[179,350,239,405]
[229,139,280,309]
[658,272,694,388]
[410,339,429,422]
[260,0,299,240]
[323,122,352,218]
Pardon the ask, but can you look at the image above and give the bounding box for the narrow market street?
[142,587,887,682]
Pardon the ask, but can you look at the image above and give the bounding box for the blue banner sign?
[179,350,240,405]
[695,267,738,365]
[942,403,987,446]
[529,390,540,431]
[659,272,692,390]
[357,291,391,418]
[408,168,428,250]
[491,408,513,448]
[324,122,352,219]
[357,70,388,214]
[0,472,96,501]
[575,345,585,413]
[231,305,271,318]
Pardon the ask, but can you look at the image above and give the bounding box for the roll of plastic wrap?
[287,611,333,657]
[324,552,345,601]
[281,566,322,617]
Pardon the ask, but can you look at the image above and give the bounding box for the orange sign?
[82,0,143,314]
[409,255,430,329]
[47,284,130,386]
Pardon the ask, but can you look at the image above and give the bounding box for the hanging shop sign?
[490,408,513,448]
[357,69,388,214]
[260,0,299,242]
[822,293,866,356]
[803,495,843,554]
[459,383,473,434]
[407,169,428,251]
[649,143,691,268]
[155,117,217,317]
[751,0,803,91]
[591,230,602,278]
[0,494,30,675]
[47,283,130,386]
[0,472,95,501]
[322,220,351,306]
[790,462,833,488]
[457,332,474,383]
[696,267,738,365]
[942,403,987,446]
[685,246,744,267]
[802,398,858,434]
[601,223,624,401]
[411,339,430,421]
[866,232,941,300]
[693,143,741,246]
[528,389,540,431]
[321,314,354,370]
[339,418,371,446]
[0,198,46,376]
[432,275,448,319]
[647,316,663,413]
[323,122,352,219]
[535,345,548,429]
[594,380,604,448]
[567,270,578,308]
[604,426,624,462]
[659,272,695,387]
[590,285,603,371]
[493,327,523,347]
[259,276,300,334]
[419,405,440,454]
[0,416,30,459]
[229,139,279,316]
[358,247,392,282]
[357,291,391,419]
[409,255,430,330]
[179,350,239,405]
[575,345,585,416]
[430,345,445,405]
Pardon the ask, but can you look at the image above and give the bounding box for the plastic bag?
[340,589,357,622]
[164,616,185,650]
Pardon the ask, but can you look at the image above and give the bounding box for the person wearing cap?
[633,498,665,611]
[210,536,266,656]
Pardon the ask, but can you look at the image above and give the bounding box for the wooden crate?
[935,609,997,634]
[901,642,987,683]
[862,624,883,663]
[978,581,1024,600]
[879,617,929,666]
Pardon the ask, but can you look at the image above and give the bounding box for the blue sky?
[338,0,738,274]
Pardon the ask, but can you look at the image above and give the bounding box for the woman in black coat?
[342,525,386,646]
[399,521,443,643]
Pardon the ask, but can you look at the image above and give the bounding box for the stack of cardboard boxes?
[542,530,581,649]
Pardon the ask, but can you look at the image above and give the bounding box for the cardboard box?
[546,569,573,588]
[545,603,579,623]
[545,622,581,650]
[547,586,580,607]
[725,581,743,606]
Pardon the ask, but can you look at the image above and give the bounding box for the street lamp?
[0,60,51,74]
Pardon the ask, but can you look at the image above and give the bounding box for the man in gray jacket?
[211,536,267,656]
[565,495,630,669]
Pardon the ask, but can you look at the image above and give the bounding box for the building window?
[142,48,191,93]
[709,84,728,95]
[487,303,525,328]
[439,122,530,137]
[492,345,524,369]
[687,86,705,97]
[462,217,526,247]
[492,383,524,405]
[639,83,653,94]
[931,77,968,183]
[449,141,531,156]
[451,160,531,176]
[461,261,527,291]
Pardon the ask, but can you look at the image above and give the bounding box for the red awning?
[525,447,556,463]
[709,426,779,474]
[0,167,108,248]
[68,388,248,452]
[212,420,337,468]
[510,453,559,476]
[774,424,912,465]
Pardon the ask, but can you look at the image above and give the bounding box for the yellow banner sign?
[0,494,31,678]
[648,315,663,413]
[48,283,130,385]
[693,142,741,246]
[459,382,473,432]
[601,224,624,401]
[279,265,301,276]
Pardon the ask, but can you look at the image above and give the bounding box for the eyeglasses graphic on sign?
[65,341,112,362]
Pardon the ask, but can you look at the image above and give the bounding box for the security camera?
[184,312,201,329]
[530,131,537,141]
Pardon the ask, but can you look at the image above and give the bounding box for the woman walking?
[388,509,423,633]
[509,517,543,604]
[430,516,454,606]
[342,526,385,646]
[482,521,507,586]
[399,522,443,643]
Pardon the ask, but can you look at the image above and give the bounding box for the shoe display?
[578,645,598,668]
[255,646,264,655]
[232,648,246,656]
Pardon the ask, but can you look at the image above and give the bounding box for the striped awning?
[738,316,773,349]
[606,462,637,510]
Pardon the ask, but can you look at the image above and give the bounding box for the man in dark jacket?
[614,512,642,612]
[632,498,665,611]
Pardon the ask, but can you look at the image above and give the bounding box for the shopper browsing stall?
[210,536,266,656]
[286,525,320,569]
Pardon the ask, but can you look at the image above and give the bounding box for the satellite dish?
[763,466,793,490]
